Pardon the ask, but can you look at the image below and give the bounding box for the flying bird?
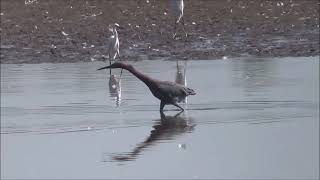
[98,62,196,112]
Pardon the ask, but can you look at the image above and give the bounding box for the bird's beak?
[97,65,111,71]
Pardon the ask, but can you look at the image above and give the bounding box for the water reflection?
[108,111,195,163]
[231,58,277,99]
[175,60,188,103]
[108,74,121,106]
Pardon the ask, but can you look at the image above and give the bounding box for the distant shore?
[1,0,319,64]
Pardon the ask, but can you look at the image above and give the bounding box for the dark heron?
[97,62,196,112]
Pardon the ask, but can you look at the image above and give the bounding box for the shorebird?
[98,62,196,112]
[170,0,187,39]
[106,23,122,75]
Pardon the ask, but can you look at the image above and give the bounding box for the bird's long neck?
[125,66,155,87]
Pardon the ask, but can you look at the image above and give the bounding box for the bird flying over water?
[97,62,196,112]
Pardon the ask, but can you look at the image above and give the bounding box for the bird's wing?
[157,81,190,98]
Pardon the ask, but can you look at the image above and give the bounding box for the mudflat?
[1,0,319,64]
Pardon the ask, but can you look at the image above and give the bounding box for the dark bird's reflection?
[108,74,121,106]
[175,60,187,103]
[109,111,195,162]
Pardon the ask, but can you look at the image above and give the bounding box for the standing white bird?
[106,23,122,75]
[170,0,187,39]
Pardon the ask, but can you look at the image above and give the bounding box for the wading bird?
[106,23,122,76]
[98,62,196,112]
[170,0,187,39]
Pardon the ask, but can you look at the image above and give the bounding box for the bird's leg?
[182,17,187,38]
[173,20,178,39]
[119,63,123,77]
[117,51,123,77]
[160,101,166,112]
[109,53,112,75]
[160,110,166,119]
[174,111,184,118]
[117,51,121,60]
[120,68,123,77]
[173,103,184,112]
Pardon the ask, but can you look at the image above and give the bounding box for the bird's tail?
[186,88,196,95]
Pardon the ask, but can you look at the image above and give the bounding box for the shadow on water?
[105,111,195,163]
[108,74,121,107]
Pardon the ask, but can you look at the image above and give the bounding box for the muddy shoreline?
[1,0,319,64]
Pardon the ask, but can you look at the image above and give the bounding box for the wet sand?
[1,0,319,64]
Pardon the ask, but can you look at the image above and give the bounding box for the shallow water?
[1,57,319,179]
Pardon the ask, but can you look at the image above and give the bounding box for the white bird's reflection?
[175,60,187,103]
[108,74,121,106]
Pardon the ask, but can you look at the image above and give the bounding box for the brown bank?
[1,0,319,64]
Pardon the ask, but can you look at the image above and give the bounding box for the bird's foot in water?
[160,109,184,118]
[119,68,123,78]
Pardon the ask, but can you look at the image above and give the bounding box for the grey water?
[1,57,319,179]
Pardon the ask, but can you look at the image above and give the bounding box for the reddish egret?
[98,62,196,112]
[170,0,187,39]
[106,23,122,75]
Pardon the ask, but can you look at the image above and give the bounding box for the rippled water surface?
[1,57,319,179]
